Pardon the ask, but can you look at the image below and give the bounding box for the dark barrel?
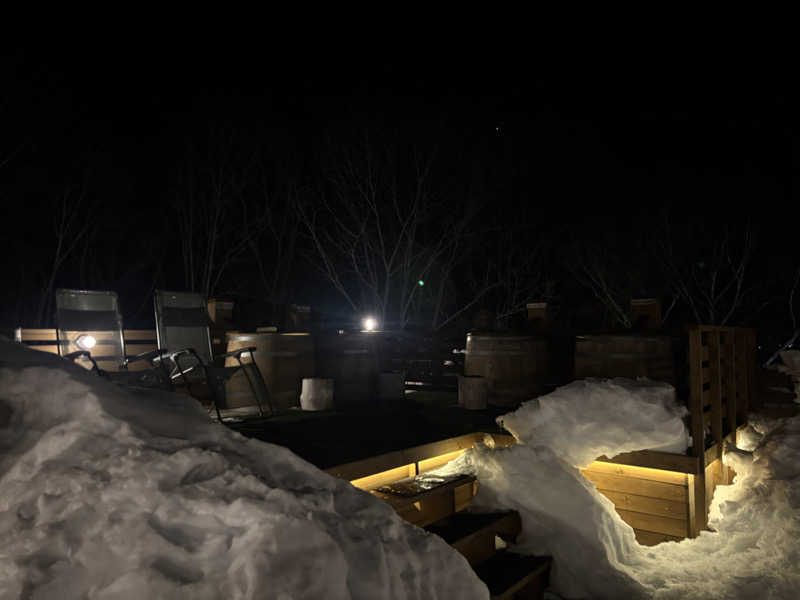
[464,333,550,406]
[315,332,380,409]
[573,334,675,384]
[225,332,315,410]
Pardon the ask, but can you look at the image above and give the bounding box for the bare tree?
[34,185,94,326]
[172,129,265,298]
[656,220,755,326]
[249,164,300,311]
[299,139,443,327]
[493,227,553,324]
[298,136,495,330]
[566,240,637,329]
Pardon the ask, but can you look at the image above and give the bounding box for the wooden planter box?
[577,325,756,544]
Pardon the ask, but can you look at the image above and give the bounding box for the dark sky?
[1,45,794,329]
[4,45,788,207]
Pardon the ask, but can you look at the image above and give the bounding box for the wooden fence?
[13,328,158,372]
[585,325,757,542]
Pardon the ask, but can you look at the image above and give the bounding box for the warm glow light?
[75,334,96,351]
[350,464,417,490]
[362,316,377,332]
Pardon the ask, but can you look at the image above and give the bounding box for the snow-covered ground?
[775,349,800,402]
[4,339,799,600]
[433,378,800,599]
[0,341,487,600]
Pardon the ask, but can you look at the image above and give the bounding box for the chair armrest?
[160,348,200,363]
[63,350,100,372]
[122,349,167,367]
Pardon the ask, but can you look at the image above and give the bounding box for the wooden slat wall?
[580,324,755,546]
[582,461,689,544]
[688,325,756,455]
[14,328,158,372]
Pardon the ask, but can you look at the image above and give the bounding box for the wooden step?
[426,510,522,566]
[371,473,477,527]
[474,551,551,600]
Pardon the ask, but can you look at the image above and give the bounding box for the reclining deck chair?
[153,290,271,421]
[55,288,170,390]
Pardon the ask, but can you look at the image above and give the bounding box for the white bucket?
[300,378,335,411]
[458,375,488,410]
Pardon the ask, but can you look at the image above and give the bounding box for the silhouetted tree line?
[0,120,792,341]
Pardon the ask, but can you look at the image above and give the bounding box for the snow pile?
[434,378,800,599]
[623,414,800,599]
[775,350,800,403]
[0,342,487,600]
[499,378,690,468]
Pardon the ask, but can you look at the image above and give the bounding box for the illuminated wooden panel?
[634,530,682,546]
[396,492,453,527]
[581,470,688,502]
[616,509,689,538]
[418,449,466,474]
[585,461,689,485]
[600,490,687,520]
[350,464,416,491]
[454,480,478,512]
[325,433,482,482]
[24,345,59,355]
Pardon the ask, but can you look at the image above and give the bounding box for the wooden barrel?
[464,333,550,407]
[225,332,315,411]
[573,334,675,384]
[315,333,380,409]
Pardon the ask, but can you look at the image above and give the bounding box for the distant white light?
[75,334,96,351]
[362,317,377,332]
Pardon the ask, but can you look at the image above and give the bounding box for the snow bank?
[0,342,487,600]
[499,378,690,468]
[775,350,800,403]
[434,378,800,599]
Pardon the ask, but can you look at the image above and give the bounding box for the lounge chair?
[153,289,271,420]
[55,288,170,390]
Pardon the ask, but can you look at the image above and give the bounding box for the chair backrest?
[153,290,214,365]
[55,288,126,369]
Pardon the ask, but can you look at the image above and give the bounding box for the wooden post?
[687,468,707,537]
[708,330,723,449]
[725,332,738,445]
[688,326,705,458]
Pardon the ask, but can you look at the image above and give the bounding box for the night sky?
[0,45,793,338]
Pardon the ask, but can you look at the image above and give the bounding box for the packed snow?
[0,341,487,600]
[499,378,690,467]
[433,378,800,599]
[774,349,800,403]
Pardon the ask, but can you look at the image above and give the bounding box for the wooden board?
[615,509,689,538]
[586,461,690,484]
[326,433,483,482]
[350,464,417,491]
[634,530,682,546]
[581,470,688,502]
[599,490,688,520]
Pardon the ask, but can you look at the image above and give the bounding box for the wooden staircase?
[372,473,552,599]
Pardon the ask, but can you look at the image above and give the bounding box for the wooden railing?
[14,328,158,371]
[687,325,757,457]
